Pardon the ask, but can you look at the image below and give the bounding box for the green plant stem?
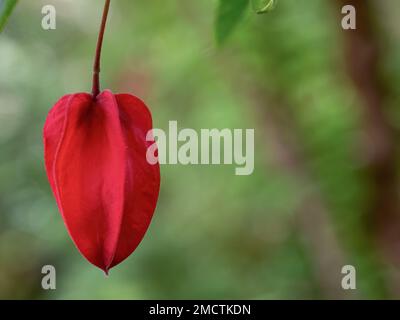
[92,0,111,99]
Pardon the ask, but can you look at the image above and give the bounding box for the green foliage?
[0,0,18,33]
[215,0,276,44]
[215,0,249,45]
[252,0,277,14]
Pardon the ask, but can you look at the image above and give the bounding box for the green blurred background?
[1,0,400,299]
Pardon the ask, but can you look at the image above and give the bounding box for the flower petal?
[43,91,160,273]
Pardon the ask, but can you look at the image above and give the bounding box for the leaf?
[0,0,18,33]
[251,0,276,14]
[216,0,249,45]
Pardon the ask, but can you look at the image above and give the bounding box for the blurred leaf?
[251,0,276,14]
[216,0,249,45]
[0,0,18,33]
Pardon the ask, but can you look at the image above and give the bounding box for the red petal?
[43,90,160,273]
[110,94,160,268]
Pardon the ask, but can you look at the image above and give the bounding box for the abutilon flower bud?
[43,0,160,273]
[43,90,160,273]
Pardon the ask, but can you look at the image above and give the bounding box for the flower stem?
[92,0,111,99]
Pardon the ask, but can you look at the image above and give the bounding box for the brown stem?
[92,0,111,99]
[336,0,400,294]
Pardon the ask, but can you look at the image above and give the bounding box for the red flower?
[43,90,160,273]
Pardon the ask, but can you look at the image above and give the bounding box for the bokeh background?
[1,0,400,299]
